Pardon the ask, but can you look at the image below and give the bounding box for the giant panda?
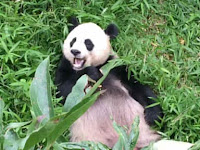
[55,17,163,150]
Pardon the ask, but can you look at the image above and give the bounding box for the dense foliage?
[0,0,200,148]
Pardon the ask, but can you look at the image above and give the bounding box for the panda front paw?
[144,105,163,126]
[85,66,103,81]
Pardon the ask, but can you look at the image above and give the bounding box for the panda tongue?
[74,58,84,68]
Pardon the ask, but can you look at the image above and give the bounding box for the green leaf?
[112,121,129,150]
[85,59,118,99]
[22,119,57,150]
[9,41,20,53]
[63,60,116,112]
[3,130,20,150]
[23,92,100,150]
[100,59,118,74]
[56,141,110,150]
[46,92,100,149]
[189,140,200,150]
[0,99,4,132]
[22,59,117,149]
[141,143,154,150]
[160,67,170,74]
[63,75,88,112]
[111,0,123,11]
[5,121,31,130]
[53,142,65,150]
[129,117,140,150]
[112,117,140,150]
[143,0,150,9]
[56,142,89,150]
[0,38,9,52]
[0,99,4,150]
[30,57,54,122]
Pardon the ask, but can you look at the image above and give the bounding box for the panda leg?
[110,66,163,125]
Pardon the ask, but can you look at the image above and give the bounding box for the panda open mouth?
[73,58,86,69]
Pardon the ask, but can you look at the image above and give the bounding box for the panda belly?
[70,79,160,149]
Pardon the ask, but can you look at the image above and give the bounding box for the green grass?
[0,0,200,146]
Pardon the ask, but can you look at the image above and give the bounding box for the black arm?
[110,65,163,125]
[55,57,103,104]
[55,57,79,104]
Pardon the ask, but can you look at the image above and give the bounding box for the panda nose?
[71,49,81,56]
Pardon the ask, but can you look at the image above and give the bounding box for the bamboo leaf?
[112,117,140,150]
[5,121,31,131]
[23,59,118,149]
[30,57,54,122]
[112,121,129,150]
[0,99,4,150]
[63,59,117,113]
[3,130,20,150]
[63,75,88,112]
[56,141,110,150]
[23,92,100,150]
[9,41,20,53]
[46,92,100,149]
[0,99,4,132]
[129,117,140,150]
[85,59,118,98]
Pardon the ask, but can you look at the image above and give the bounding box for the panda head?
[63,17,119,70]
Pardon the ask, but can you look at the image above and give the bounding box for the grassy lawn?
[0,0,200,148]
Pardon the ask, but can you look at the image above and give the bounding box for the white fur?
[153,140,193,150]
[70,79,160,149]
[63,23,111,70]
[64,22,160,149]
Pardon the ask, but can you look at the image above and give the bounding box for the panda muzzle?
[73,58,86,69]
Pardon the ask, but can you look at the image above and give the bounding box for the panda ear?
[105,24,119,39]
[68,17,80,32]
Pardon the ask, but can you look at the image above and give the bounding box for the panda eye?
[70,37,76,47]
[84,39,94,51]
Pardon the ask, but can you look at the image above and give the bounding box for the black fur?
[109,66,163,125]
[84,39,94,51]
[70,37,76,47]
[71,49,81,56]
[55,56,163,125]
[68,17,80,32]
[105,24,119,39]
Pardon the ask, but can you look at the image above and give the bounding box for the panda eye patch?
[84,39,94,51]
[70,37,76,47]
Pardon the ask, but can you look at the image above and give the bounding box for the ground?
[0,0,200,144]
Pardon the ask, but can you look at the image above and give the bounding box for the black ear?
[105,24,119,39]
[68,17,80,32]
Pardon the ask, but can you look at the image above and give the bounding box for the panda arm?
[110,66,163,125]
[84,66,103,81]
[55,57,102,104]
[55,57,80,104]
